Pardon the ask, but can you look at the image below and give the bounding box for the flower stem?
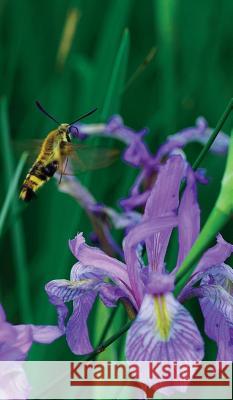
[92,307,118,361]
[85,319,133,361]
[192,98,233,171]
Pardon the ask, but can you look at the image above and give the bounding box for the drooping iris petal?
[0,318,62,361]
[143,156,185,273]
[120,190,151,211]
[123,132,151,167]
[28,325,63,343]
[99,284,126,307]
[69,233,134,303]
[45,261,127,355]
[124,216,178,308]
[46,277,96,355]
[126,293,204,361]
[0,323,27,360]
[66,292,97,355]
[195,234,233,274]
[182,264,233,360]
[70,262,126,307]
[154,117,229,164]
[174,167,200,273]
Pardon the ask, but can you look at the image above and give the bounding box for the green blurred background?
[0,0,232,361]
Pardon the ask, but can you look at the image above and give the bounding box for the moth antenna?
[35,100,60,125]
[69,107,97,125]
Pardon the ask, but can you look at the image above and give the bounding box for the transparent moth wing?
[57,143,119,175]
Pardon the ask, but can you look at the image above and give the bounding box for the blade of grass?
[101,29,130,121]
[0,97,32,322]
[90,0,132,118]
[153,0,176,133]
[0,152,27,235]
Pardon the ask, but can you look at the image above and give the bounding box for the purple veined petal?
[194,234,233,275]
[193,284,233,360]
[120,190,151,211]
[179,263,233,303]
[143,156,186,273]
[215,316,233,360]
[69,233,134,303]
[28,325,63,343]
[126,293,204,361]
[66,292,96,355]
[201,263,233,292]
[0,321,15,343]
[131,170,148,196]
[154,117,229,164]
[146,272,175,295]
[179,234,233,302]
[77,115,145,146]
[45,278,100,303]
[124,215,178,308]
[71,262,126,307]
[99,284,127,307]
[123,135,152,167]
[201,127,229,154]
[0,322,24,360]
[70,262,106,281]
[100,207,142,230]
[0,324,34,360]
[45,292,68,333]
[173,167,200,274]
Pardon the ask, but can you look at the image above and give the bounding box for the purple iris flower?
[0,304,62,360]
[75,115,229,212]
[46,153,233,360]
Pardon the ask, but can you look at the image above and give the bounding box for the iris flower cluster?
[44,115,233,361]
[1,114,232,362]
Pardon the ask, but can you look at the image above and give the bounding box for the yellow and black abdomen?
[19,159,58,202]
[19,129,66,201]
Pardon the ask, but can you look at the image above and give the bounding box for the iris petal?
[143,156,185,273]
[174,167,200,272]
[66,292,96,355]
[126,293,204,361]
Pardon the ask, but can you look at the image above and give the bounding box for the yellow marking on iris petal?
[154,295,171,340]
[69,279,91,287]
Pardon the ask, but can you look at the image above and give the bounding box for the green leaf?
[0,97,32,322]
[101,29,130,121]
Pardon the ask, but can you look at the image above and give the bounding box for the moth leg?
[58,157,69,184]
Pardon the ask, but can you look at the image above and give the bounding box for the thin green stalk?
[0,152,28,235]
[0,97,32,322]
[85,319,133,361]
[101,28,129,121]
[92,307,118,360]
[192,98,233,171]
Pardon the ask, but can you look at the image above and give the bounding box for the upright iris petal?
[143,156,185,273]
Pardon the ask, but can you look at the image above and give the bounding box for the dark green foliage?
[0,0,232,361]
